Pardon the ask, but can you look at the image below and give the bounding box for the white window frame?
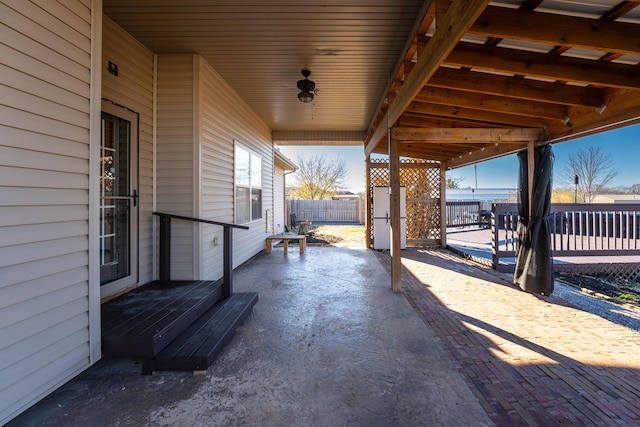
[234,142,263,224]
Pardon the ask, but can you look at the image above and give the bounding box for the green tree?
[562,145,618,202]
[290,154,348,200]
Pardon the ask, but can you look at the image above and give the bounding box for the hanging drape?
[514,144,554,295]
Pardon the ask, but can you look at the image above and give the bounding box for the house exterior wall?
[0,1,98,424]
[1,6,277,422]
[197,56,274,277]
[102,16,156,286]
[156,55,196,280]
[155,54,274,280]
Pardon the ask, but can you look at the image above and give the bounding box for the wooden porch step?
[102,280,223,358]
[146,292,258,373]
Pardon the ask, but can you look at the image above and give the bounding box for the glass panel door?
[100,104,138,297]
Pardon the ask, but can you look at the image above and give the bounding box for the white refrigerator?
[373,186,406,250]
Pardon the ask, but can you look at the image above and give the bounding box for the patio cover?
[514,145,554,295]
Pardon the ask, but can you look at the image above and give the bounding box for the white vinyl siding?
[273,165,286,234]
[0,1,94,424]
[197,56,273,280]
[156,55,196,280]
[102,16,155,285]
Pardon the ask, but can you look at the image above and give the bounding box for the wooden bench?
[266,233,306,254]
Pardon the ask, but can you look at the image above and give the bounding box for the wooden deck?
[101,280,257,373]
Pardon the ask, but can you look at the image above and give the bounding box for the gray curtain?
[514,144,554,295]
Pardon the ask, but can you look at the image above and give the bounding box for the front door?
[100,102,138,299]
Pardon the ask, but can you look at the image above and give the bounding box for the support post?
[440,162,447,248]
[223,225,233,297]
[365,154,372,248]
[159,214,171,285]
[389,131,402,292]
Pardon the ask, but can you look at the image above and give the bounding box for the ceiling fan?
[297,69,318,103]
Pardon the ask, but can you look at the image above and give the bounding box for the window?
[235,144,262,224]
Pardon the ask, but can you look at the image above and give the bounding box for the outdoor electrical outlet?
[213,237,219,246]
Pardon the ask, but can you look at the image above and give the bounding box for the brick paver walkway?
[375,248,640,426]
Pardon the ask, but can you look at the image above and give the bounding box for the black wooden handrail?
[153,212,249,230]
[153,212,249,297]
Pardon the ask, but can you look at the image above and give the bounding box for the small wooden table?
[266,233,306,254]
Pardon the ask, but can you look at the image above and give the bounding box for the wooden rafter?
[406,102,545,128]
[398,114,494,129]
[391,127,543,142]
[446,42,640,90]
[471,6,640,56]
[415,86,568,120]
[365,0,492,155]
[364,0,640,167]
[427,68,605,107]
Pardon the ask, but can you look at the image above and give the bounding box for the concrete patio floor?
[9,246,492,426]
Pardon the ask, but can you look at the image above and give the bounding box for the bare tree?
[562,145,618,202]
[290,154,348,200]
[445,175,465,189]
[631,183,640,194]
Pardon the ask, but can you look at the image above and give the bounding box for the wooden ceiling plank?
[446,42,640,90]
[471,6,640,56]
[365,0,492,155]
[415,86,568,120]
[429,68,604,107]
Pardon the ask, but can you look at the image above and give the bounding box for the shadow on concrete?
[374,248,640,426]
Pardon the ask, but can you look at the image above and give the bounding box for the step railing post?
[159,214,171,285]
[223,225,233,297]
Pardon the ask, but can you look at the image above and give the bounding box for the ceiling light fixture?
[297,69,317,103]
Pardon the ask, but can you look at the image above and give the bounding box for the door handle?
[132,189,138,207]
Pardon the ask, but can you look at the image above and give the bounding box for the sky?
[277,123,640,193]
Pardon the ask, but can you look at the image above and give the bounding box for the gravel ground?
[553,280,640,331]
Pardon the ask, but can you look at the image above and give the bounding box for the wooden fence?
[492,203,640,279]
[288,199,364,223]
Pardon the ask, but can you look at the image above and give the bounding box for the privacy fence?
[492,203,640,282]
[287,199,365,223]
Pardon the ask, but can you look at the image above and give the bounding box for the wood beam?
[446,42,640,90]
[471,5,640,56]
[399,113,497,129]
[428,68,605,107]
[440,163,447,248]
[545,88,640,143]
[415,86,568,120]
[365,0,492,156]
[406,101,545,128]
[398,144,474,157]
[365,155,372,249]
[447,141,528,168]
[392,127,544,142]
[390,135,402,292]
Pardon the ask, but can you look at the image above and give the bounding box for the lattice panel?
[555,262,640,283]
[368,159,441,244]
